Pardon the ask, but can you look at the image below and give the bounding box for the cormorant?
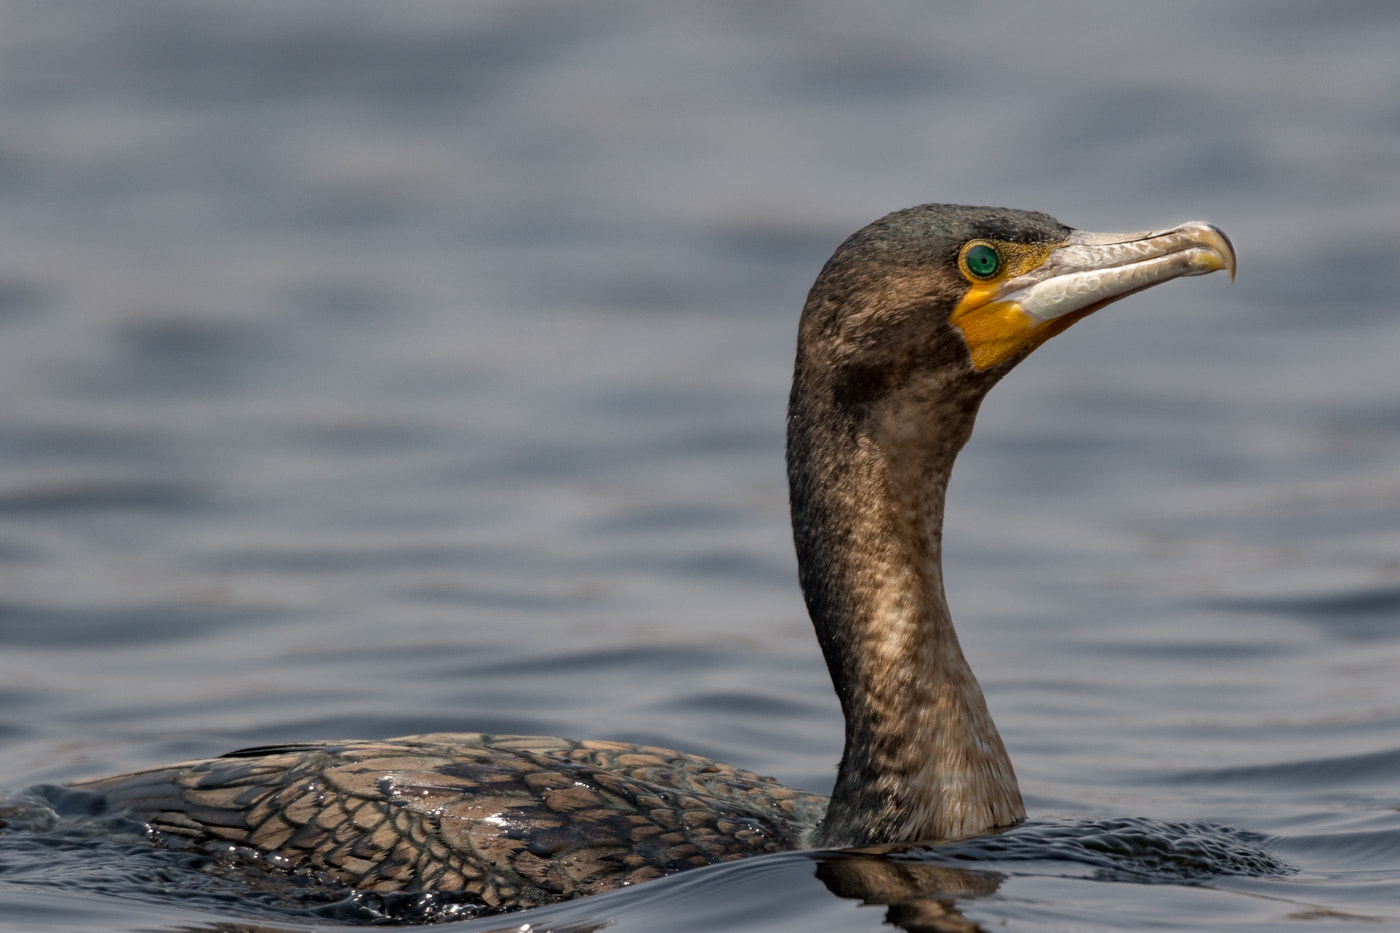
[71,204,1235,912]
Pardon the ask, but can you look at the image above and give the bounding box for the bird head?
[795,204,1235,416]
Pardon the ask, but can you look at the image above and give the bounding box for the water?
[0,1,1398,929]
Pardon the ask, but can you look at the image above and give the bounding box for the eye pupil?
[965,244,1000,278]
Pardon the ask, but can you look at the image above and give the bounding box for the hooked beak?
[1010,222,1235,323]
[951,221,1236,371]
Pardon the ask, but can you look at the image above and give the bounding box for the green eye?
[963,243,1001,279]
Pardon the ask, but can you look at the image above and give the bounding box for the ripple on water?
[869,817,1291,885]
[1165,746,1400,794]
[1200,585,1400,642]
[0,788,1291,927]
[0,600,277,648]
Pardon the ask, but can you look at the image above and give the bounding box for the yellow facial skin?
[949,240,1061,372]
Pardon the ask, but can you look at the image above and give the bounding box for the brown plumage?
[72,204,1235,912]
[78,733,824,910]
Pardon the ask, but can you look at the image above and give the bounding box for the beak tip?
[1208,223,1237,283]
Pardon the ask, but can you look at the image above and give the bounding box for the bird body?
[69,204,1235,913]
[77,733,825,909]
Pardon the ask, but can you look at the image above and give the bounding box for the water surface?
[1,2,1398,930]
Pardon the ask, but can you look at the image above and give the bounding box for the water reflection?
[815,851,1001,933]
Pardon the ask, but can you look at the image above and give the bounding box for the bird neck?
[787,371,1024,847]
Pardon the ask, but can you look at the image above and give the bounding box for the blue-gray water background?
[1,2,1398,930]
